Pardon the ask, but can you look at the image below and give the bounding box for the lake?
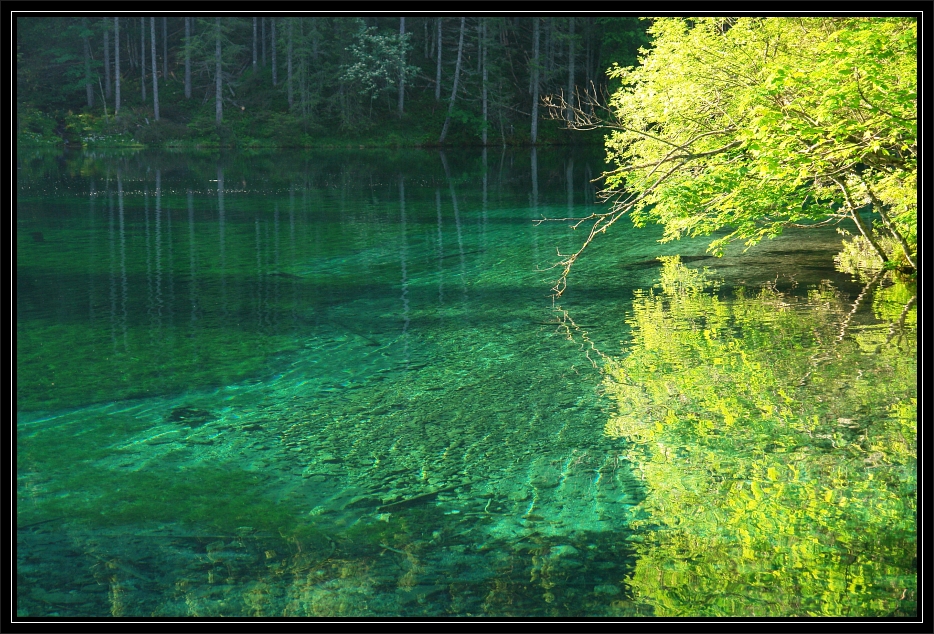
[16,147,916,617]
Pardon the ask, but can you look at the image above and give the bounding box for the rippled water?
[16,148,916,618]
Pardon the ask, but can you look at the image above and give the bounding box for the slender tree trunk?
[435,18,442,101]
[150,18,159,120]
[584,18,592,97]
[253,18,257,71]
[83,19,94,108]
[287,19,293,108]
[312,18,319,62]
[850,208,889,264]
[215,18,222,125]
[312,18,320,95]
[476,19,482,73]
[481,18,488,145]
[162,17,167,78]
[184,18,191,99]
[271,18,277,86]
[424,19,430,59]
[300,19,309,119]
[566,17,575,123]
[398,17,405,117]
[531,17,540,144]
[831,176,889,265]
[141,18,147,102]
[114,18,120,114]
[859,176,917,269]
[103,20,111,99]
[438,17,465,144]
[546,18,554,78]
[261,17,266,67]
[132,26,138,70]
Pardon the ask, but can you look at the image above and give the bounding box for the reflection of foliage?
[604,258,916,616]
[834,231,906,280]
[656,255,716,295]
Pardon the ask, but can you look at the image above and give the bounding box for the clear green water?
[16,148,916,617]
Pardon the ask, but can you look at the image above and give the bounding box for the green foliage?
[340,22,417,102]
[602,18,916,262]
[17,17,646,148]
[603,258,917,616]
[17,106,59,147]
[595,17,652,89]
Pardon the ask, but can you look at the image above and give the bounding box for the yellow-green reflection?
[603,257,916,617]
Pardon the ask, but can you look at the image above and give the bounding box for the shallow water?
[16,147,916,617]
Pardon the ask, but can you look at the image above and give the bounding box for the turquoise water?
[16,148,916,617]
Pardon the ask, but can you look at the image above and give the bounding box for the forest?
[16,16,649,149]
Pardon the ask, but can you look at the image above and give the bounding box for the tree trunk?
[476,19,482,73]
[566,17,575,123]
[162,17,167,78]
[253,18,257,71]
[584,18,592,97]
[312,18,320,95]
[141,18,147,102]
[546,18,554,78]
[150,18,159,120]
[261,17,266,67]
[83,19,94,108]
[287,19,293,108]
[299,19,306,118]
[271,18,277,86]
[851,208,889,264]
[831,176,889,265]
[435,18,442,101]
[481,18,488,145]
[103,20,111,99]
[127,24,135,70]
[531,17,540,144]
[215,18,222,125]
[398,17,406,117]
[114,18,120,114]
[860,176,917,269]
[312,19,319,62]
[184,18,191,99]
[438,17,465,144]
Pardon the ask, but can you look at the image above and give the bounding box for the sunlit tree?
[548,17,917,295]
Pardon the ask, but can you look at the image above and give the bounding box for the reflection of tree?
[603,258,916,616]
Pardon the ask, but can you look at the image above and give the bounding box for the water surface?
[16,147,916,617]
